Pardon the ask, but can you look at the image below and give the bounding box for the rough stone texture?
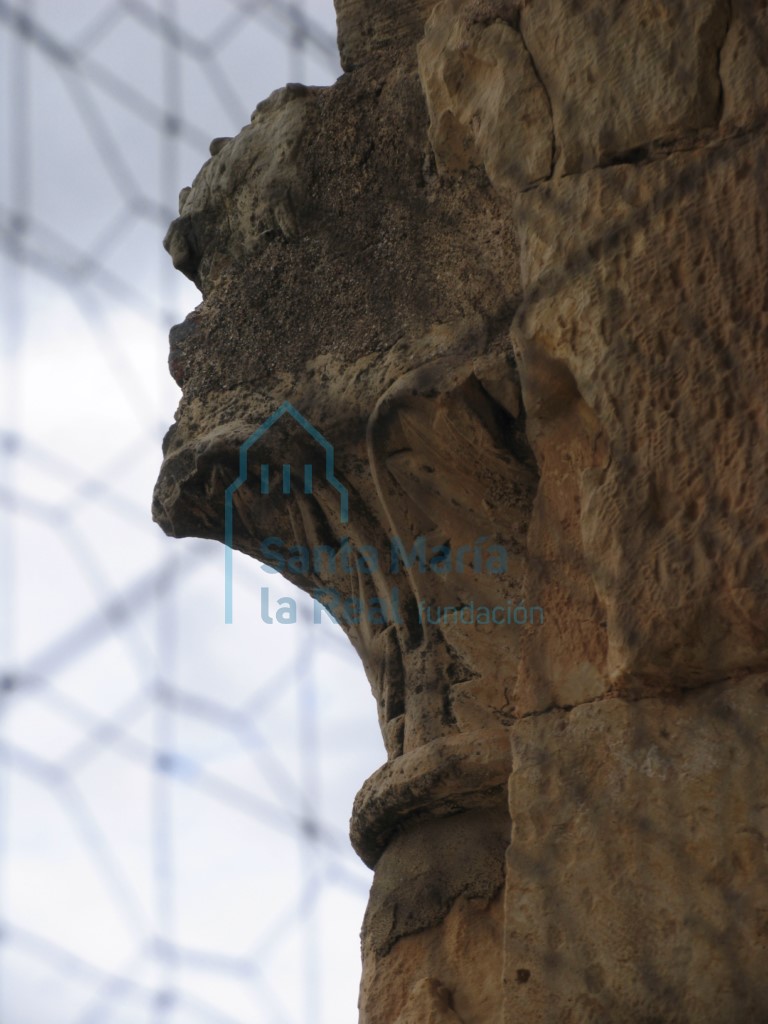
[512,126,768,714]
[517,0,729,174]
[392,978,464,1024]
[720,0,768,131]
[154,0,768,1020]
[351,730,511,868]
[363,805,508,958]
[418,0,553,190]
[334,0,436,71]
[505,675,768,1023]
[364,890,505,1024]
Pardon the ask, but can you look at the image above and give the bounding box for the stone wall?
[154,1,768,1020]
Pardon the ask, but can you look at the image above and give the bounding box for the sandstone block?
[418,0,553,191]
[520,0,729,173]
[505,675,768,1022]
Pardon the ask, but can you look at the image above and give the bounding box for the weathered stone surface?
[413,0,768,715]
[155,0,768,1020]
[512,127,768,713]
[505,674,768,1023]
[334,0,435,70]
[520,0,728,175]
[720,0,768,130]
[170,83,320,271]
[362,888,504,1024]
[393,978,464,1024]
[351,729,511,868]
[363,805,508,958]
[418,0,553,190]
[157,33,526,1017]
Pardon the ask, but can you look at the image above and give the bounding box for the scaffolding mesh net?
[0,3,382,1022]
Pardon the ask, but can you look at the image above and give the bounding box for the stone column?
[155,2,768,1021]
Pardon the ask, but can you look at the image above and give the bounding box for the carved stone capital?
[155,0,768,1020]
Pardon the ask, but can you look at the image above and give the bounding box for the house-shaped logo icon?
[224,402,349,623]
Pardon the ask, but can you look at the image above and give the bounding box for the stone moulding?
[351,728,512,868]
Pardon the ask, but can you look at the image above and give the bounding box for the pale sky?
[0,4,385,1022]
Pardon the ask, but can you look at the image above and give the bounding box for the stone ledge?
[351,728,512,867]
